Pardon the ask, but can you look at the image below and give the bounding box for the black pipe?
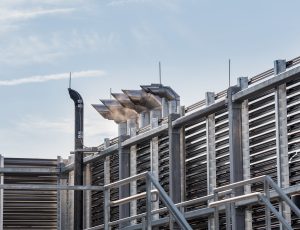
[68,88,84,230]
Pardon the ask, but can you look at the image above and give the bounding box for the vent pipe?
[68,88,84,230]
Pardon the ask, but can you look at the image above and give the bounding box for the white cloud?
[0,70,106,86]
[0,8,75,22]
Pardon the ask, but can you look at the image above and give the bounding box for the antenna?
[69,72,72,89]
[159,61,162,85]
[110,88,112,99]
[228,59,231,87]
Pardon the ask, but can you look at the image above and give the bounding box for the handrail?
[146,172,192,230]
[212,175,300,230]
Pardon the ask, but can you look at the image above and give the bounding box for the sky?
[1,0,300,159]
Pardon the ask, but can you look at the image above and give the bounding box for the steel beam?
[206,92,216,230]
[228,86,245,230]
[118,122,131,228]
[238,77,252,230]
[169,113,182,229]
[233,65,300,102]
[104,138,111,230]
[84,163,92,228]
[274,60,291,227]
[0,167,60,174]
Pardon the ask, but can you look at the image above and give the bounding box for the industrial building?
[1,56,300,229]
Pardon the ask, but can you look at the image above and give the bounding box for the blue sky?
[1,0,300,159]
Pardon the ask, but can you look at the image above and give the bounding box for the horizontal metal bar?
[0,184,103,191]
[209,192,261,208]
[172,99,227,128]
[84,144,119,164]
[233,66,300,102]
[110,190,158,207]
[213,175,266,193]
[0,167,59,175]
[122,124,168,147]
[104,171,147,189]
[121,183,300,230]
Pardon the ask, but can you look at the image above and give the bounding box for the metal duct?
[122,90,161,110]
[111,93,147,113]
[100,99,138,123]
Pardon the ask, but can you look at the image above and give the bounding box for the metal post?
[104,138,110,230]
[68,88,84,230]
[68,155,74,230]
[206,92,216,230]
[228,86,245,230]
[169,113,181,229]
[264,180,271,229]
[57,156,62,230]
[146,175,152,230]
[238,77,252,230]
[179,106,186,210]
[118,122,130,228]
[128,119,137,225]
[83,163,92,228]
[150,109,161,223]
[0,155,4,230]
[274,59,291,227]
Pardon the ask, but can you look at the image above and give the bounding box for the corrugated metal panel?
[3,158,57,229]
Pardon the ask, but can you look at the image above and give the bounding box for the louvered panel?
[3,158,57,229]
[215,108,230,188]
[136,141,151,216]
[91,159,104,226]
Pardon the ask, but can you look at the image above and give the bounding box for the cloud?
[0,70,106,86]
[0,8,75,22]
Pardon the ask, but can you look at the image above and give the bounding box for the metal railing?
[97,171,192,230]
[210,175,300,230]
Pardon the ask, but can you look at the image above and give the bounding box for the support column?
[274,60,291,226]
[118,122,130,228]
[129,128,137,225]
[238,77,252,230]
[0,155,4,230]
[104,138,110,230]
[206,92,216,230]
[169,113,181,229]
[150,109,161,222]
[127,118,137,225]
[228,86,245,230]
[83,163,92,228]
[179,106,186,206]
[67,155,74,230]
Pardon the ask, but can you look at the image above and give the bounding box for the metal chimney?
[68,88,84,230]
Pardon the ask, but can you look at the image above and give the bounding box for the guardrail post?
[274,59,291,227]
[206,92,216,230]
[118,122,131,228]
[238,77,252,230]
[104,138,111,230]
[146,174,152,230]
[169,113,182,229]
[0,155,3,230]
[228,86,245,230]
